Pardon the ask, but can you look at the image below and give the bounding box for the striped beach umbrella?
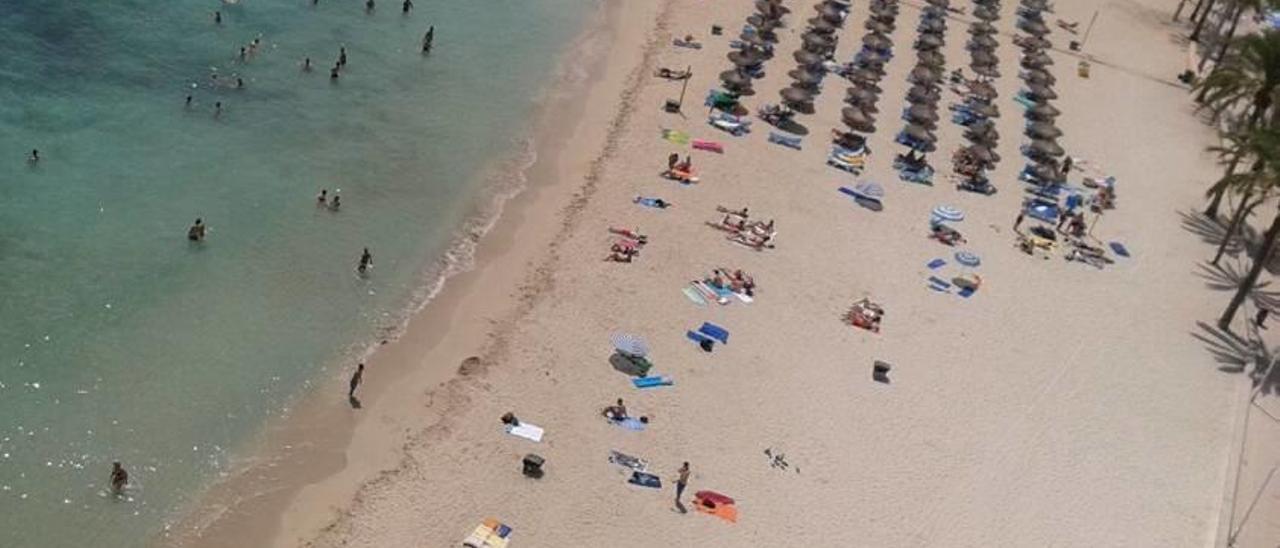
[931,205,965,223]
[955,251,981,267]
[610,333,649,357]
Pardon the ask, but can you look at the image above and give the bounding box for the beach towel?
[699,322,730,344]
[927,258,946,270]
[505,423,544,443]
[662,129,690,144]
[635,197,667,208]
[693,281,730,304]
[692,139,724,153]
[693,491,738,523]
[958,287,976,298]
[462,519,513,548]
[733,291,753,304]
[633,375,673,389]
[687,330,715,349]
[682,286,708,306]
[928,275,951,292]
[609,450,650,471]
[609,450,648,471]
[1109,242,1130,257]
[615,417,646,431]
[628,471,663,488]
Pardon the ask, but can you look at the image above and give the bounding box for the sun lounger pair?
[687,322,730,349]
[463,519,513,548]
[768,131,802,150]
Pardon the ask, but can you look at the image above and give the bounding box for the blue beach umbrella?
[931,204,964,223]
[611,333,649,357]
[954,250,981,267]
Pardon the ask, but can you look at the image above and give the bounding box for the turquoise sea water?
[0,0,588,545]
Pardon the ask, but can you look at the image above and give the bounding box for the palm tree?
[1218,129,1280,330]
[1209,128,1278,265]
[1194,31,1280,218]
[1191,0,1220,42]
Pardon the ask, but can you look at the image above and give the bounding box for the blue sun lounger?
[768,131,802,150]
[633,375,674,389]
[698,322,730,344]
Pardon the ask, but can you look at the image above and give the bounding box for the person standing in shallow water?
[402,0,412,13]
[338,47,347,68]
[110,462,129,496]
[349,363,364,398]
[422,26,434,53]
[365,0,374,13]
[187,218,206,242]
[358,247,372,273]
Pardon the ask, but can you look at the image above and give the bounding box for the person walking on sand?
[358,247,372,273]
[349,363,365,398]
[110,462,129,496]
[674,462,690,512]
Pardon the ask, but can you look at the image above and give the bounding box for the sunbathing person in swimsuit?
[602,398,628,421]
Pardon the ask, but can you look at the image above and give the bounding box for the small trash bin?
[522,453,545,479]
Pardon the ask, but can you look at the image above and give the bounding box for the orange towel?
[694,501,738,523]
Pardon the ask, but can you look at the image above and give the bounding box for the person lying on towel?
[602,398,628,421]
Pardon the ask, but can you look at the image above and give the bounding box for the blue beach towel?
[699,322,730,344]
[687,330,715,346]
[958,287,976,298]
[1109,242,1130,257]
[633,376,673,389]
[636,197,667,208]
[927,258,946,270]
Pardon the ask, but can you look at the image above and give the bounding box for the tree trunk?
[1191,0,1212,21]
[1190,0,1218,42]
[1213,187,1257,265]
[1205,3,1245,71]
[1219,206,1280,330]
[1174,0,1191,21]
[1206,156,1241,218]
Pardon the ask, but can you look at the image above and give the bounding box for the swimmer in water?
[187,218,206,242]
[330,66,340,80]
[317,189,328,205]
[329,194,341,210]
[422,26,434,53]
[28,149,39,164]
[213,11,222,24]
[366,0,375,13]
[214,101,223,118]
[338,47,347,67]
[110,462,129,497]
[185,94,192,108]
[358,247,372,273]
[403,0,413,13]
[236,77,244,89]
[302,57,312,71]
[239,46,247,61]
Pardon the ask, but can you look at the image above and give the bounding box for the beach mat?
[609,450,648,471]
[633,376,673,389]
[699,322,730,344]
[615,417,646,431]
[628,471,662,488]
[505,423,544,443]
[682,286,708,306]
[927,258,946,270]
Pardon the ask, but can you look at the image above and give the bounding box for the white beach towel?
[506,423,544,443]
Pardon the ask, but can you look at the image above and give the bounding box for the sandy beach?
[166,0,1273,545]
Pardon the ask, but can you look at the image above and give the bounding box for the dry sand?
[168,0,1271,546]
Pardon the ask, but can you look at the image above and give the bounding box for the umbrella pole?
[1080,10,1100,49]
[677,66,691,108]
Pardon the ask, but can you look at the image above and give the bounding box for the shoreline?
[161,0,663,544]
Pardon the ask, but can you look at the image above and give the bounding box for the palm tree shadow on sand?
[1193,321,1280,397]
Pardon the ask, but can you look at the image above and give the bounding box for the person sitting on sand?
[187,218,206,241]
[602,398,628,421]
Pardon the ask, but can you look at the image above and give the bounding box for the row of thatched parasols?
[893,0,956,153]
[1016,0,1067,182]
[837,0,900,135]
[771,0,851,114]
[718,0,789,96]
[953,0,1004,170]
